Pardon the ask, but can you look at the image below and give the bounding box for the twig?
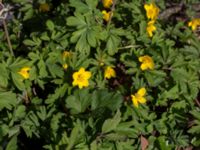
[158,4,183,20]
[195,99,200,107]
[3,20,14,57]
[107,0,117,27]
[118,45,140,50]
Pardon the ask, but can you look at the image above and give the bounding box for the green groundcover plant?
[0,0,200,149]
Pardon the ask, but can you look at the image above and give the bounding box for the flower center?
[77,74,85,82]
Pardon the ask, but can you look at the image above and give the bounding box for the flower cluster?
[102,0,113,22]
[72,66,116,89]
[144,3,159,37]
[128,3,159,108]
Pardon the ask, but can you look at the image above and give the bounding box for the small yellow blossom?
[144,3,159,20]
[39,3,50,12]
[131,87,147,108]
[104,66,116,79]
[62,51,71,60]
[102,10,112,22]
[139,55,154,71]
[72,68,91,89]
[18,67,31,79]
[146,20,156,37]
[188,18,200,31]
[102,0,113,8]
[63,64,68,70]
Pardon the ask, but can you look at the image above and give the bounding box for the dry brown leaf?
[141,135,149,150]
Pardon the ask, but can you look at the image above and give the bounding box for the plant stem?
[3,20,14,57]
[107,0,117,27]
[118,45,140,50]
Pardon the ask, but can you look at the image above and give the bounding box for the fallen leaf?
[141,135,149,150]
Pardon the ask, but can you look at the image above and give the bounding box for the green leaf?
[65,89,91,114]
[46,20,55,31]
[190,110,200,120]
[102,110,121,133]
[67,125,81,150]
[188,125,200,134]
[23,39,37,46]
[87,29,96,47]
[23,8,34,21]
[40,32,50,41]
[71,28,87,43]
[85,0,98,8]
[67,15,86,27]
[11,73,25,91]
[36,106,47,121]
[115,121,139,138]
[45,84,68,104]
[14,105,26,119]
[91,90,123,111]
[0,91,17,110]
[51,113,64,132]
[37,59,48,78]
[106,35,120,55]
[0,63,8,88]
[69,0,89,13]
[6,136,17,150]
[47,63,64,78]
[156,136,172,150]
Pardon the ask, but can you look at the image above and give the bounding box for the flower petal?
[131,95,139,108]
[138,97,146,104]
[137,88,146,97]
[140,63,148,70]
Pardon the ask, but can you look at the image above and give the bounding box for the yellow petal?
[131,95,139,108]
[104,66,116,79]
[79,67,85,73]
[102,0,113,8]
[144,4,150,11]
[140,63,148,70]
[102,10,111,22]
[85,72,92,79]
[72,80,77,86]
[137,87,146,97]
[148,62,154,70]
[138,97,146,104]
[72,72,78,80]
[139,56,144,62]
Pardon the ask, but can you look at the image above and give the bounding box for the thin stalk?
[3,19,14,57]
[107,0,117,27]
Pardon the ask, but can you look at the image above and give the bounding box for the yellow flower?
[144,3,159,20]
[102,0,113,8]
[131,87,147,108]
[72,68,91,89]
[102,10,112,22]
[104,66,116,79]
[63,63,68,70]
[146,20,156,37]
[39,3,50,12]
[18,67,31,79]
[188,18,200,31]
[139,55,154,71]
[62,51,71,60]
